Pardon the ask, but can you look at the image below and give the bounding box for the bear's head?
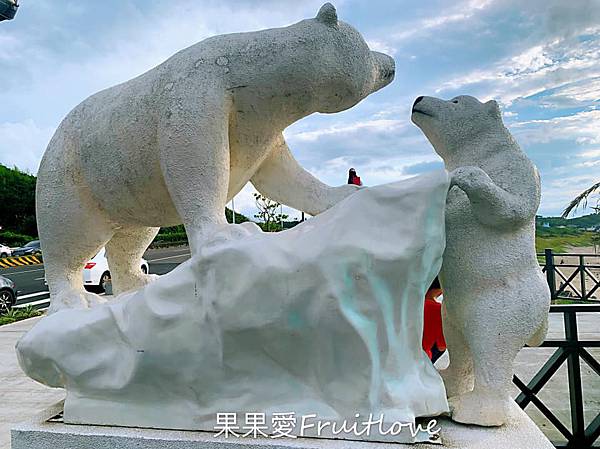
[298,3,395,113]
[410,95,504,158]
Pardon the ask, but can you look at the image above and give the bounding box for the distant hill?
[535,213,599,252]
[225,207,250,224]
[536,213,600,230]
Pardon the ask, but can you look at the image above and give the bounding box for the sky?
[1,0,599,220]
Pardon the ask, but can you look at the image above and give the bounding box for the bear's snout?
[371,51,395,93]
[413,96,424,109]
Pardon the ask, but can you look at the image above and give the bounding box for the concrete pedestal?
[12,401,553,449]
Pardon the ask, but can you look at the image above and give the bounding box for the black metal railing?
[513,304,600,448]
[540,249,600,302]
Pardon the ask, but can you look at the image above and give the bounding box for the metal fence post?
[545,248,557,299]
[564,310,585,446]
[579,255,586,301]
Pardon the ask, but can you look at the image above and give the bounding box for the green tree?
[563,182,600,254]
[253,193,288,232]
[0,164,37,236]
[562,182,600,218]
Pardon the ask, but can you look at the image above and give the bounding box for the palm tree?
[561,181,600,218]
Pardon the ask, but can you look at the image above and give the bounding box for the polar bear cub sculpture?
[411,95,550,426]
[35,3,395,313]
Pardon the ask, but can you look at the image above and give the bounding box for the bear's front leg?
[158,97,236,253]
[251,135,361,216]
[450,166,538,229]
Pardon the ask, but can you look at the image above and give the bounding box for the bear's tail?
[527,315,548,347]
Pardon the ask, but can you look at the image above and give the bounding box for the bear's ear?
[485,100,501,119]
[316,3,338,27]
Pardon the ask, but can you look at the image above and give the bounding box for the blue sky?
[1,0,599,219]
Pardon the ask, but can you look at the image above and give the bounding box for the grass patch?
[535,231,596,253]
[0,306,42,326]
[552,298,597,305]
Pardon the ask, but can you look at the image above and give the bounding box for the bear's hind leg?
[449,321,520,426]
[40,208,113,315]
[104,227,160,296]
[440,304,474,398]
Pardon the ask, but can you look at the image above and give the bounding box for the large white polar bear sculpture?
[36,3,395,313]
[411,95,551,426]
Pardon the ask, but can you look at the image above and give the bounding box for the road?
[0,246,191,309]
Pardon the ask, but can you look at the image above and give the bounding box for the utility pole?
[280,204,284,230]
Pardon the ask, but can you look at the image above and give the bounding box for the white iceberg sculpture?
[17,170,450,443]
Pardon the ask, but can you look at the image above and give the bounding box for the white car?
[0,243,12,258]
[83,247,149,293]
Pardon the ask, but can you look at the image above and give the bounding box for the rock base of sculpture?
[17,172,451,443]
[12,401,553,449]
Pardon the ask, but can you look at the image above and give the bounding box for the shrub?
[154,232,188,243]
[0,305,42,326]
[0,230,35,247]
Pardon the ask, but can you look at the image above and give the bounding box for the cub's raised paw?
[450,166,491,191]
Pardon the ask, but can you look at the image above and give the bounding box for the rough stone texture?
[18,172,450,442]
[35,3,395,313]
[11,400,554,449]
[411,95,551,426]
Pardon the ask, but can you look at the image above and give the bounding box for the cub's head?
[410,95,504,158]
[302,3,395,113]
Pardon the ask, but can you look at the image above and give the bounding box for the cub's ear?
[316,3,338,27]
[485,100,501,119]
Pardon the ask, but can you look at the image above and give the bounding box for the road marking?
[17,291,50,300]
[1,267,45,275]
[34,277,45,281]
[15,298,50,308]
[0,255,42,269]
[147,253,191,262]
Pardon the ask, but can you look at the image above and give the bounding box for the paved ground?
[0,318,63,449]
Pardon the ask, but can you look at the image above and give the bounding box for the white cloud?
[512,110,600,145]
[366,39,397,56]
[391,0,493,42]
[435,29,600,106]
[579,148,600,158]
[286,119,405,142]
[508,45,554,74]
[0,120,55,173]
[539,172,599,216]
[549,77,600,103]
[306,154,443,189]
[574,160,600,168]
